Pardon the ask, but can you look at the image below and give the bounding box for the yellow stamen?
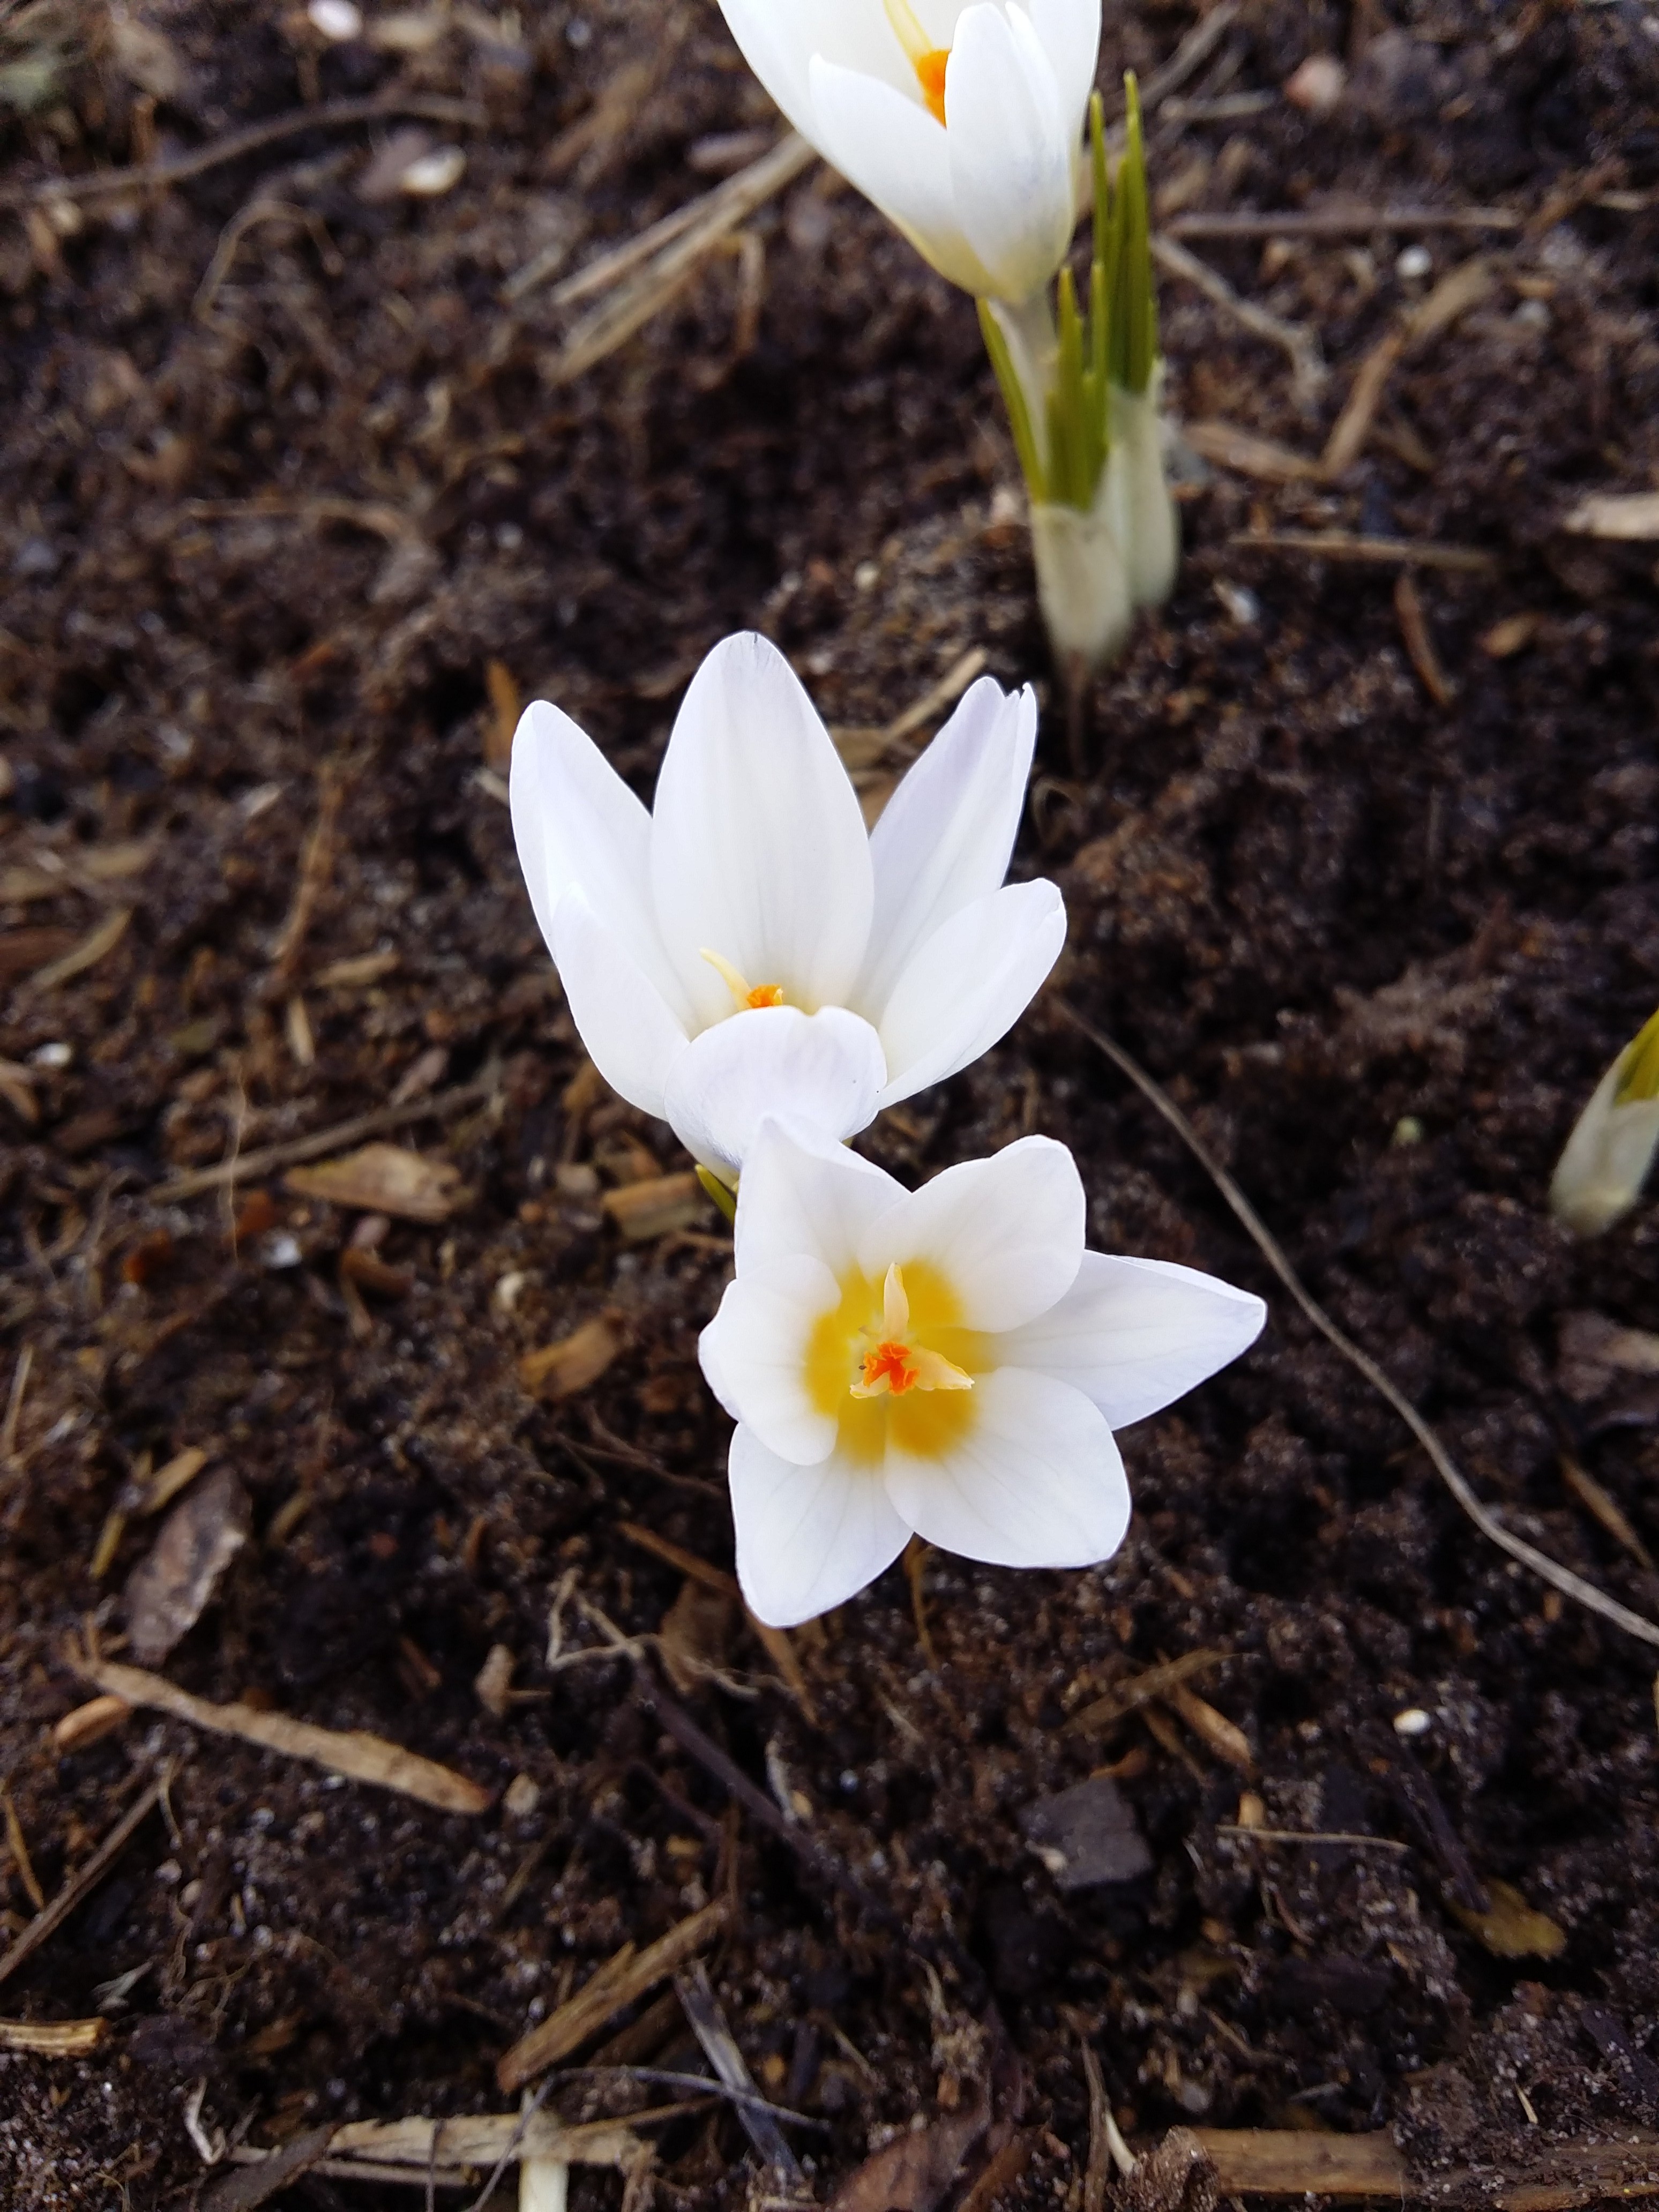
[884,0,951,125]
[700,946,785,1012]
[849,1264,973,1400]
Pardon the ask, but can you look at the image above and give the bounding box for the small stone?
[308,0,363,37]
[1393,1706,1433,1737]
[1396,244,1433,281]
[1284,54,1346,113]
[398,146,467,197]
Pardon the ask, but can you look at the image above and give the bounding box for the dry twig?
[1153,234,1326,398]
[76,1657,490,1814]
[1229,530,1496,572]
[1,93,484,211]
[1168,206,1522,242]
[1056,1003,1659,1655]
[497,1901,729,2093]
[0,2017,106,2055]
[0,1773,165,1990]
[149,1068,497,1202]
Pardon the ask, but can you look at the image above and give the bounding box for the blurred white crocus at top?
[511,633,1065,1185]
[714,0,1098,303]
[1550,1007,1659,1237]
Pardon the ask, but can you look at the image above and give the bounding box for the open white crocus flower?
[510,633,1065,1181]
[715,0,1099,303]
[699,1119,1267,1627]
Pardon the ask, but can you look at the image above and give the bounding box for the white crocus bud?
[1105,373,1179,611]
[699,1120,1266,1627]
[714,0,1100,303]
[1029,488,1134,675]
[510,634,1066,1183]
[1550,1010,1659,1237]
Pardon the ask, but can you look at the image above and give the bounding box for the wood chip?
[53,1694,133,1754]
[1481,611,1540,658]
[76,1656,489,1815]
[1182,420,1318,483]
[1193,2130,1406,2196]
[828,2088,988,2212]
[497,1899,729,2092]
[0,839,154,904]
[0,928,79,980]
[123,1466,250,1665]
[485,657,520,771]
[0,2017,107,2056]
[601,1172,707,1242]
[1450,1876,1567,1960]
[140,1446,209,1515]
[519,1316,624,1400]
[1,1787,44,1911]
[26,907,132,991]
[1322,258,1493,476]
[1163,1683,1255,1774]
[1562,491,1659,541]
[313,949,400,988]
[199,2127,339,2211]
[1063,1650,1227,1736]
[285,1141,461,1222]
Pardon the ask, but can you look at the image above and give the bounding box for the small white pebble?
[1396,244,1433,281]
[398,146,466,197]
[1393,1706,1433,1737]
[494,1269,528,1313]
[1283,55,1346,114]
[260,1231,303,1271]
[308,0,363,38]
[31,1041,72,1068]
[1213,579,1260,626]
[1392,1115,1425,1147]
[854,560,880,592]
[1514,297,1551,330]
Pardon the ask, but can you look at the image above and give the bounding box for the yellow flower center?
[807,1260,980,1464]
[885,0,952,125]
[701,946,786,1012]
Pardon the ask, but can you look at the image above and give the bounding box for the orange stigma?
[915,48,949,125]
[746,983,784,1009]
[860,1340,921,1396]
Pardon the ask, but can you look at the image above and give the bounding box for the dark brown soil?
[4,1,1659,2206]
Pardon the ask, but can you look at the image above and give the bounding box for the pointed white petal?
[857,678,1037,1014]
[661,1004,886,1179]
[728,1424,911,1628]
[510,699,694,1026]
[698,1254,842,1464]
[1029,0,1101,147]
[734,1115,905,1280]
[876,879,1066,1106]
[946,3,1075,302]
[717,0,915,137]
[548,892,689,1120]
[866,1132,1084,1331]
[649,634,874,1028]
[1550,1054,1659,1237]
[998,1251,1267,1429]
[807,56,997,296]
[885,1365,1130,1568]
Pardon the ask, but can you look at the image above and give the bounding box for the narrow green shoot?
[1108,70,1156,396]
[978,298,1047,498]
[1615,1006,1659,1107]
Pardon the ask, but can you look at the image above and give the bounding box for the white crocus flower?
[715,0,1100,303]
[510,633,1065,1182]
[699,1119,1267,1627]
[1550,1008,1659,1237]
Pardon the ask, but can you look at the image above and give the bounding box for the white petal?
[946,3,1075,302]
[997,1251,1267,1429]
[661,1004,886,1179]
[866,1132,1083,1331]
[1550,1053,1659,1238]
[549,891,689,1120]
[649,633,874,1029]
[1029,0,1101,147]
[856,677,1038,1015]
[699,1254,842,1464]
[716,0,915,137]
[885,1365,1130,1567]
[510,699,693,1025]
[808,56,997,296]
[728,1423,911,1628]
[876,878,1066,1105]
[735,1115,906,1281]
